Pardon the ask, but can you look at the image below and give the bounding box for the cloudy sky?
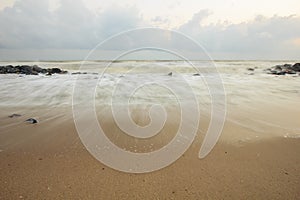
[0,0,300,60]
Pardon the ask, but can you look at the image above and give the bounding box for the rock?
[25,118,38,124]
[274,65,282,70]
[9,114,22,118]
[247,68,255,71]
[20,65,33,75]
[291,63,300,71]
[7,65,18,73]
[168,72,173,76]
[268,70,285,75]
[286,70,296,74]
[71,72,81,75]
[193,73,201,76]
[31,71,39,75]
[32,65,43,73]
[48,68,62,74]
[266,63,300,76]
[276,71,286,75]
[283,64,292,68]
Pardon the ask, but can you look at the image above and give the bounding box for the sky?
[0,0,300,60]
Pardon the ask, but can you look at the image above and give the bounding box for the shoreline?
[0,60,299,199]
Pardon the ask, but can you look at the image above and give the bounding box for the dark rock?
[247,68,255,71]
[46,72,52,76]
[0,66,6,74]
[47,68,67,74]
[25,118,38,124]
[266,63,300,76]
[20,65,33,75]
[291,63,300,71]
[283,64,292,68]
[276,71,286,75]
[193,73,201,76]
[30,71,39,75]
[71,72,81,75]
[32,65,43,73]
[168,72,173,76]
[8,114,22,118]
[274,65,282,70]
[286,70,296,74]
[7,65,18,73]
[48,68,62,74]
[268,70,278,74]
[268,70,285,75]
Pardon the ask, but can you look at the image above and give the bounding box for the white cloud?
[0,0,300,60]
[0,0,144,49]
[178,11,300,58]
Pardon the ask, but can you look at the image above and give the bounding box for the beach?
[0,60,299,199]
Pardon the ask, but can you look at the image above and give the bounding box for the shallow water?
[1,60,300,139]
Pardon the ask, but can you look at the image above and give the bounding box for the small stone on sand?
[25,118,38,124]
[8,114,21,118]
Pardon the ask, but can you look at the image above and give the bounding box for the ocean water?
[0,60,299,106]
[0,60,300,139]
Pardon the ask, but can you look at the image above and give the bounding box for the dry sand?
[0,102,299,200]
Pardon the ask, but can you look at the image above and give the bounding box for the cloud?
[0,1,299,59]
[178,11,300,58]
[0,0,144,49]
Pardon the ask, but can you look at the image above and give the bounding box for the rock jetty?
[0,65,67,75]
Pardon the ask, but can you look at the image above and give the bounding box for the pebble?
[8,114,22,118]
[25,118,38,124]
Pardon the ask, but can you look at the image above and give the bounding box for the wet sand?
[0,105,299,199]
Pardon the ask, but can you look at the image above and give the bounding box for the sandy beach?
[0,61,299,199]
